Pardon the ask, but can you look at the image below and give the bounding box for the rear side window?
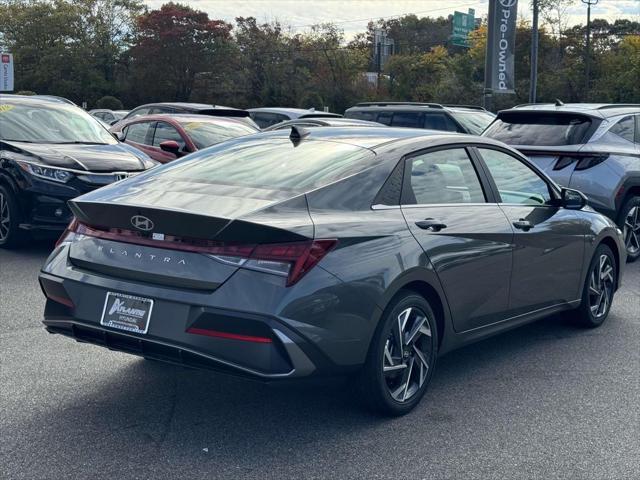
[125,122,152,144]
[423,113,459,132]
[391,112,423,128]
[251,112,288,129]
[345,110,377,122]
[451,111,495,134]
[152,138,376,191]
[609,116,635,143]
[376,112,393,125]
[403,148,486,205]
[484,113,594,146]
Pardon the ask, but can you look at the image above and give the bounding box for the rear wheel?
[568,244,617,328]
[0,185,25,249]
[357,291,438,416]
[619,196,640,262]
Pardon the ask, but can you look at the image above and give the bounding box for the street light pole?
[529,0,539,103]
[581,0,598,98]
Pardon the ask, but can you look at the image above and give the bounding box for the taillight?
[574,154,608,171]
[210,239,337,286]
[553,154,608,171]
[55,217,79,247]
[56,219,336,286]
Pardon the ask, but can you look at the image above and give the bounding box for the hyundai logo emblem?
[131,215,154,231]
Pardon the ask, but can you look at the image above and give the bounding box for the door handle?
[415,218,447,232]
[513,219,534,231]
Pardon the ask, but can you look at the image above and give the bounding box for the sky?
[144,0,640,39]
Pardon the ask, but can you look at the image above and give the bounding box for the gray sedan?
[39,127,625,416]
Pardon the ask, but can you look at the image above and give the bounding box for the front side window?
[346,110,377,122]
[152,122,186,150]
[403,148,486,205]
[125,122,152,145]
[478,148,552,205]
[609,116,635,143]
[179,120,256,149]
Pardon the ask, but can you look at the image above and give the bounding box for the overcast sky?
[145,0,640,38]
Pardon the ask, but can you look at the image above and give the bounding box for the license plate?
[100,292,153,334]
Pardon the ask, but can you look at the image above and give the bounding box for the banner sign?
[1,53,14,92]
[486,0,518,93]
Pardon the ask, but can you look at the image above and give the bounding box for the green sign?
[451,9,475,48]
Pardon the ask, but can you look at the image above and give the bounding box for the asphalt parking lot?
[1,241,638,480]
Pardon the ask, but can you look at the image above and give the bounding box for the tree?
[128,2,232,102]
[95,95,123,109]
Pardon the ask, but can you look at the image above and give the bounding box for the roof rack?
[442,104,487,111]
[354,101,444,109]
[596,104,640,110]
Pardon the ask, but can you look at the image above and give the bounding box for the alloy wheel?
[382,307,433,403]
[0,191,10,242]
[588,254,615,319]
[623,206,640,256]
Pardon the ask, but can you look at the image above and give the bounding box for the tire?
[619,196,640,262]
[567,244,617,328]
[357,291,438,416]
[0,184,26,249]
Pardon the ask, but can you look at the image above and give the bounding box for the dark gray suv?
[40,127,625,415]
[345,102,496,135]
[484,103,640,261]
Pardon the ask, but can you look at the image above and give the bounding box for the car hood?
[2,141,149,172]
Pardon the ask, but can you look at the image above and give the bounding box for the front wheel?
[0,185,26,249]
[619,196,640,262]
[357,291,438,416]
[568,244,617,328]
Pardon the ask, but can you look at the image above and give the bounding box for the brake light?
[57,219,336,286]
[55,217,79,247]
[574,155,608,171]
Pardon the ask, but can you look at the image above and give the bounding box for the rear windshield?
[450,111,495,135]
[153,138,376,190]
[178,119,257,149]
[484,113,594,146]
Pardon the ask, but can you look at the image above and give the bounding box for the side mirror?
[561,188,587,210]
[159,140,180,156]
[112,131,125,142]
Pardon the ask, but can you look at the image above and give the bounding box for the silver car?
[484,103,640,261]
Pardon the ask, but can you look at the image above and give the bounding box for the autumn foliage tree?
[128,2,232,102]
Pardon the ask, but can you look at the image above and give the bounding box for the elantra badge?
[131,215,154,231]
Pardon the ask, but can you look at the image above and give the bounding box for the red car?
[111,114,260,163]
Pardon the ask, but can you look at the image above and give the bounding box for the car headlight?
[17,162,75,183]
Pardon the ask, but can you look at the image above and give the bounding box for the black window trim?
[469,145,562,207]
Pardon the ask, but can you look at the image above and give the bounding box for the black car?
[111,102,258,133]
[344,102,496,135]
[40,126,625,415]
[0,94,156,247]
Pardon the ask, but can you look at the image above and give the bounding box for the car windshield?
[0,101,116,144]
[152,138,375,190]
[451,111,495,134]
[484,112,594,146]
[178,120,257,149]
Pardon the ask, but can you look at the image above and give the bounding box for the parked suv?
[483,103,640,261]
[344,102,495,135]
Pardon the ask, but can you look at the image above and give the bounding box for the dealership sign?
[486,0,518,93]
[1,53,14,91]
